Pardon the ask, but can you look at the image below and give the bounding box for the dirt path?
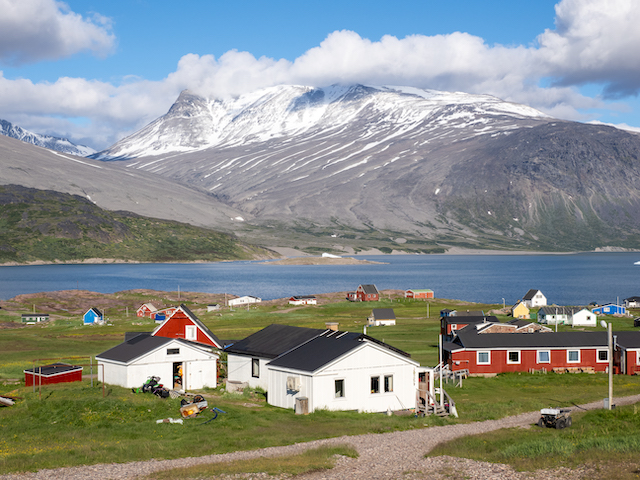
[2,395,639,480]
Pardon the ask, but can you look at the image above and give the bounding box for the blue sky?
[1,0,639,149]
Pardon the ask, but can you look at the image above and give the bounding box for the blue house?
[591,304,626,315]
[83,307,104,325]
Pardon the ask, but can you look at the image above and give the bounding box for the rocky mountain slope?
[0,118,95,156]
[93,85,640,252]
[0,134,248,231]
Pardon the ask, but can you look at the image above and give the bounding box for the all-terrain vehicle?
[538,408,572,429]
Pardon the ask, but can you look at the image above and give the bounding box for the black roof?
[97,335,182,363]
[360,284,379,294]
[224,324,326,358]
[449,330,609,351]
[523,289,541,300]
[291,295,316,299]
[625,296,640,302]
[267,330,412,373]
[615,331,640,349]
[24,362,82,375]
[371,308,395,320]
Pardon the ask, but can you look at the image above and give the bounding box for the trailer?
[538,408,572,429]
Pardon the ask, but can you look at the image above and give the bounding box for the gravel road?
[3,395,639,480]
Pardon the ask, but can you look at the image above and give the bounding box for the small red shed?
[24,363,83,386]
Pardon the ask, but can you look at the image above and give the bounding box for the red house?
[136,303,157,318]
[152,304,223,349]
[440,315,499,338]
[347,284,380,302]
[24,363,83,386]
[616,332,640,375]
[444,330,612,376]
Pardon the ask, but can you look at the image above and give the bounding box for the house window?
[537,350,550,363]
[507,351,520,364]
[567,350,580,363]
[384,375,393,392]
[335,379,345,398]
[477,351,490,365]
[167,348,179,355]
[597,349,609,363]
[185,325,197,340]
[371,376,380,394]
[251,358,260,378]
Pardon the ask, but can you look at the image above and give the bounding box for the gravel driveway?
[3,395,639,480]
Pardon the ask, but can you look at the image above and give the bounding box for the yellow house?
[512,301,530,319]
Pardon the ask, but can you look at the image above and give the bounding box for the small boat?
[635,261,640,265]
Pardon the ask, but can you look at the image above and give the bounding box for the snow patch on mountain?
[0,119,95,156]
[94,84,550,160]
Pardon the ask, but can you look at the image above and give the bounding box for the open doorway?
[173,362,183,390]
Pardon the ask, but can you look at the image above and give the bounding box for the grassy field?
[429,403,640,479]
[2,289,640,474]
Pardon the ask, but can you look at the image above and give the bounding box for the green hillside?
[0,185,275,264]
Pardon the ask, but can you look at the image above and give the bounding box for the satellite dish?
[600,320,608,328]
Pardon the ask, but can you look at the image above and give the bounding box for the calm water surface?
[1,253,639,305]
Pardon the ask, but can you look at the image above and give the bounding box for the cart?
[538,408,572,429]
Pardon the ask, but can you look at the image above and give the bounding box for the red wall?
[450,348,609,375]
[25,369,82,386]
[154,310,217,347]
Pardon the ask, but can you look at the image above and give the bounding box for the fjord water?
[1,253,639,306]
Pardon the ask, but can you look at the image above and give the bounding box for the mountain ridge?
[0,119,95,156]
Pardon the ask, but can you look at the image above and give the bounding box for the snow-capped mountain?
[95,84,549,159]
[0,119,95,156]
[92,84,640,252]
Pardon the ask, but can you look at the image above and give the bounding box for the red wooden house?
[444,330,611,375]
[346,284,380,302]
[152,304,223,349]
[616,332,640,375]
[136,303,157,318]
[24,363,83,386]
[405,289,434,299]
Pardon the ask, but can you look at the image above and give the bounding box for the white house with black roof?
[96,333,219,390]
[225,324,325,390]
[523,289,547,308]
[266,330,420,413]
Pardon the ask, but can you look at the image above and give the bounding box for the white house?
[568,308,597,327]
[225,324,325,390]
[288,296,317,306]
[266,330,420,413]
[367,308,396,326]
[96,333,219,391]
[228,295,262,307]
[538,306,570,325]
[523,289,547,308]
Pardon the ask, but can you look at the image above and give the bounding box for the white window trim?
[537,350,551,364]
[567,349,580,363]
[476,351,491,365]
[507,350,521,365]
[596,349,609,363]
[636,351,640,365]
[383,374,394,393]
[185,325,197,341]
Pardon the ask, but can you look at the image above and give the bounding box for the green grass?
[0,383,428,474]
[428,404,640,479]
[143,444,359,479]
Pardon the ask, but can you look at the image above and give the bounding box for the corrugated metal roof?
[224,324,325,358]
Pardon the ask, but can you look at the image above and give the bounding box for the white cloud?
[1,0,640,150]
[0,0,115,65]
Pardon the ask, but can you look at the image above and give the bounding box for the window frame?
[167,348,180,355]
[537,350,551,364]
[370,376,380,394]
[597,349,609,363]
[185,325,197,341]
[567,349,580,363]
[335,379,345,398]
[476,351,490,365]
[384,375,393,393]
[507,350,521,365]
[251,358,260,378]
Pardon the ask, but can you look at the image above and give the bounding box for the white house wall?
[267,343,418,413]
[227,354,270,390]
[98,341,218,390]
[570,310,597,327]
